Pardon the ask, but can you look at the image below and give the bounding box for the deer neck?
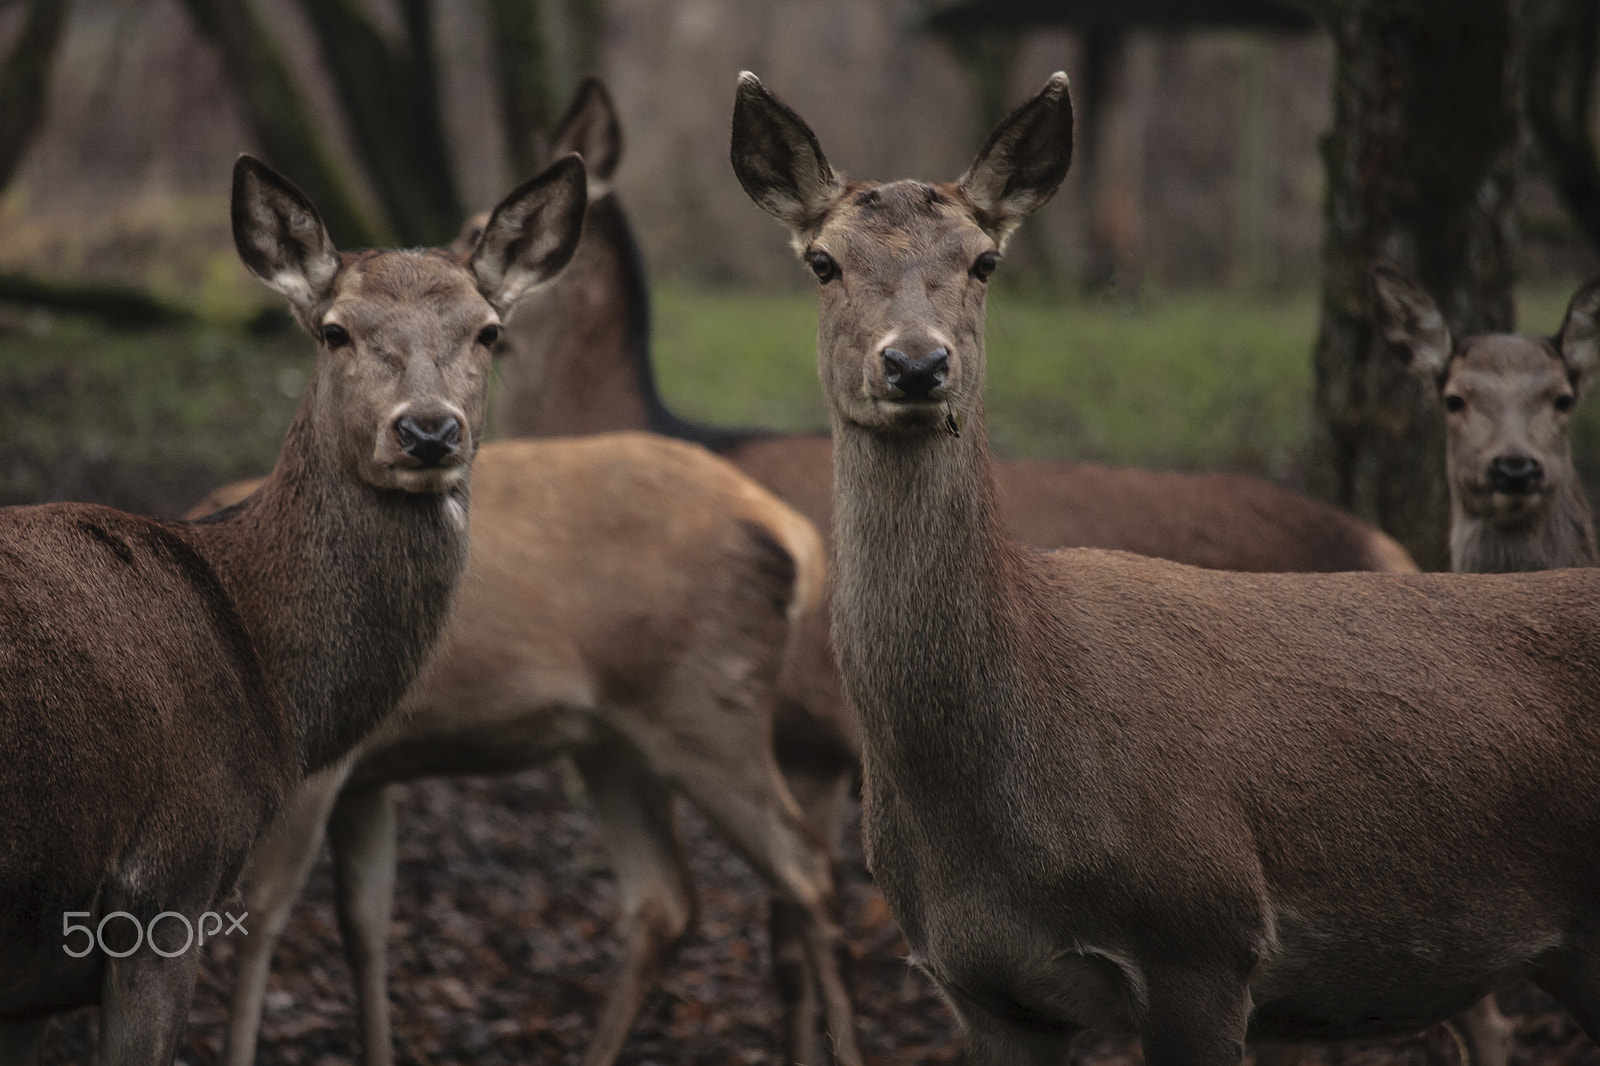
[1450,477,1600,572]
[829,409,1034,777]
[495,196,667,438]
[190,395,471,774]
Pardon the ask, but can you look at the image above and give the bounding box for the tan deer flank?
[0,154,586,1065]
[732,70,1600,1066]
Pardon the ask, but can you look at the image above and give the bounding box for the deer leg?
[1139,968,1252,1066]
[0,1018,49,1066]
[224,759,351,1066]
[770,761,854,1066]
[328,783,399,1066]
[619,708,862,1066]
[944,987,1077,1066]
[1534,947,1600,1047]
[1444,996,1512,1066]
[99,950,200,1066]
[570,742,696,1066]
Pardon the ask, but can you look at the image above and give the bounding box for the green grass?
[4,279,1597,517]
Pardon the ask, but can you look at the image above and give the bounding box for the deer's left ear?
[231,155,341,323]
[1558,278,1600,398]
[958,72,1074,247]
[471,154,588,315]
[1371,260,1453,383]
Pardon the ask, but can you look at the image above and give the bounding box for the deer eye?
[1444,394,1465,413]
[972,251,1000,282]
[477,323,503,347]
[319,323,351,349]
[806,250,839,283]
[1555,393,1575,413]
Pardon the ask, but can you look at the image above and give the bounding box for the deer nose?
[395,412,462,467]
[1488,453,1543,494]
[882,347,950,399]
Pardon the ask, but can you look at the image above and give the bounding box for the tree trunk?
[1309,0,1520,571]
[1523,0,1600,254]
[293,0,463,246]
[176,0,387,248]
[485,0,556,181]
[0,0,70,191]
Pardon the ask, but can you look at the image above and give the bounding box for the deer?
[731,69,1600,1066]
[1375,262,1599,575]
[0,153,587,1066]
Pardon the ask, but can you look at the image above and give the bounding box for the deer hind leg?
[569,741,697,1066]
[613,699,862,1066]
[1139,967,1252,1066]
[0,1018,50,1066]
[226,757,353,1066]
[1444,996,1513,1066]
[769,759,855,1066]
[328,783,399,1066]
[1534,945,1600,1049]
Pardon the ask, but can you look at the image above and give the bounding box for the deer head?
[730,71,1073,438]
[232,154,587,495]
[1373,262,1600,534]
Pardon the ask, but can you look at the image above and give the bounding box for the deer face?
[232,154,587,494]
[731,72,1072,435]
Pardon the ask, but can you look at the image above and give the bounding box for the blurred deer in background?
[0,153,584,1065]
[732,68,1600,1066]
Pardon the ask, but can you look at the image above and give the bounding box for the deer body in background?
[198,432,862,1066]
[731,71,1600,1066]
[0,154,586,1065]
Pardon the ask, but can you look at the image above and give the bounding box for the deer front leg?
[1139,967,1252,1066]
[100,948,201,1066]
[328,783,399,1066]
[225,758,351,1066]
[1446,996,1513,1066]
[0,1018,49,1066]
[571,743,696,1066]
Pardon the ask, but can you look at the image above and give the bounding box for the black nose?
[1488,453,1543,494]
[882,347,950,399]
[395,413,462,467]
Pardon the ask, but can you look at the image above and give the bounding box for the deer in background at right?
[1375,261,1598,575]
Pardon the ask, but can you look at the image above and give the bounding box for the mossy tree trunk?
[486,0,556,181]
[1309,0,1520,571]
[175,0,387,248]
[0,0,69,191]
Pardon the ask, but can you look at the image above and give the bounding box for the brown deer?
[732,70,1600,1066]
[429,76,1424,1066]
[197,433,863,1066]
[0,154,586,1065]
[1375,262,1599,574]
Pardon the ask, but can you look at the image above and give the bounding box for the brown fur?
[0,155,587,1063]
[733,71,1600,1066]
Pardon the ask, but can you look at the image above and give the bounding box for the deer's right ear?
[231,155,340,318]
[471,154,587,315]
[551,78,622,187]
[730,72,843,234]
[1557,278,1600,397]
[958,72,1074,247]
[1370,261,1452,381]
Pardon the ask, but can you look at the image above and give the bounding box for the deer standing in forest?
[426,77,1424,1066]
[0,154,586,1065]
[732,70,1600,1066]
[198,432,862,1066]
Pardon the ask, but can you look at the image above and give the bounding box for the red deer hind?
[731,70,1600,1066]
[0,153,585,1065]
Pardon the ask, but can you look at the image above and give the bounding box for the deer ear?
[449,211,490,258]
[471,154,587,315]
[1557,278,1600,398]
[1370,261,1452,382]
[550,78,622,187]
[231,155,341,319]
[958,72,1074,247]
[730,71,843,234]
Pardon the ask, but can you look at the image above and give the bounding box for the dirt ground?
[33,765,1600,1066]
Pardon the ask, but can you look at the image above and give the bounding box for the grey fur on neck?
[1451,478,1599,572]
